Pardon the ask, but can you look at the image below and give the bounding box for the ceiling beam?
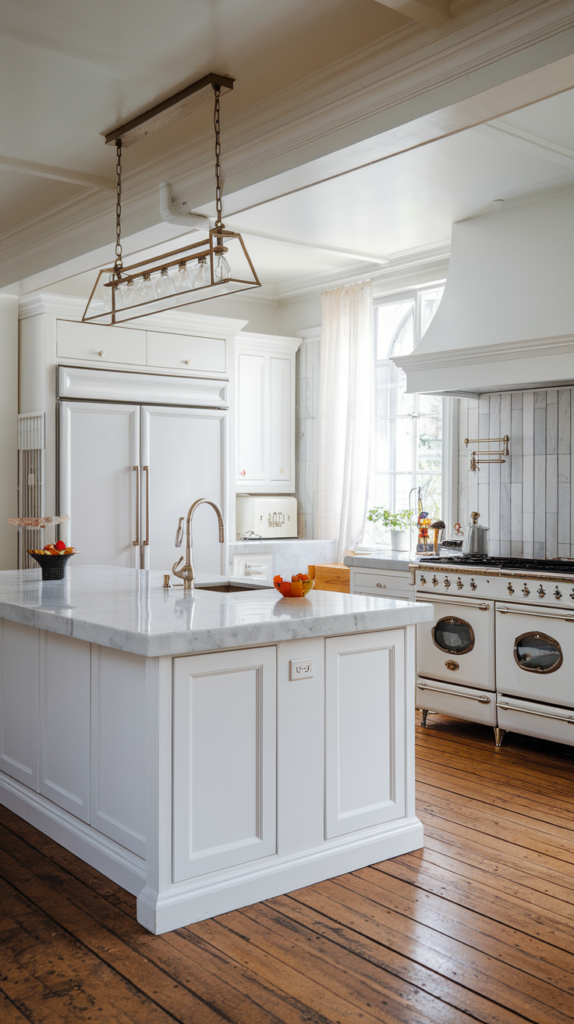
[0,155,114,191]
[104,73,234,148]
[373,0,450,29]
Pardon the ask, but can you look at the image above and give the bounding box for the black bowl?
[28,551,75,581]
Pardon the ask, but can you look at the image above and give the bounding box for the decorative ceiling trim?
[2,0,574,287]
[274,240,450,301]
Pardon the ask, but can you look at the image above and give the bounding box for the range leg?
[494,727,505,747]
[421,709,428,728]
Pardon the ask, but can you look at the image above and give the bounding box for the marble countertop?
[0,565,434,658]
[344,554,414,571]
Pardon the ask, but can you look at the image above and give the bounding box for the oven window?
[432,616,475,655]
[514,632,563,673]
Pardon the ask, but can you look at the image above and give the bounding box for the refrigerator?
[58,369,227,575]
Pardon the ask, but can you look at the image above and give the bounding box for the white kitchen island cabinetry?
[235,332,301,494]
[0,565,432,934]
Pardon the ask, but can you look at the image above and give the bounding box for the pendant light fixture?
[83,75,260,325]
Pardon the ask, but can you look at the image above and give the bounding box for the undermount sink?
[195,582,273,592]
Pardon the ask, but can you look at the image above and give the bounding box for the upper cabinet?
[235,333,301,494]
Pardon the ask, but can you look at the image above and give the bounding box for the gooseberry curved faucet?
[172,498,225,591]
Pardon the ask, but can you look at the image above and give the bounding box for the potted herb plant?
[367,507,414,551]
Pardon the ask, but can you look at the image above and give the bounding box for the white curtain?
[317,280,373,561]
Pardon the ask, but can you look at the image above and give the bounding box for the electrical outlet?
[289,658,314,680]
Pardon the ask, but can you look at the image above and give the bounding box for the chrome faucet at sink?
[172,499,225,591]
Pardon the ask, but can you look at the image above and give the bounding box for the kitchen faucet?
[172,499,225,591]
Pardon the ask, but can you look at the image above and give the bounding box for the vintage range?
[412,555,574,747]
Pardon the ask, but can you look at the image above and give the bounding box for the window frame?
[361,285,457,550]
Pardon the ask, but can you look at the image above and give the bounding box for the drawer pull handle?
[497,606,574,622]
[497,702,574,724]
[418,682,490,703]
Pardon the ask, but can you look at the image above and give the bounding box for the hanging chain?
[214,86,224,233]
[114,140,123,273]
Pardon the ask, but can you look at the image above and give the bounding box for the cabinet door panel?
[91,647,146,857]
[236,353,266,482]
[141,406,226,574]
[173,646,276,881]
[269,356,292,484]
[325,629,405,838]
[40,632,90,822]
[59,401,140,566]
[0,621,40,789]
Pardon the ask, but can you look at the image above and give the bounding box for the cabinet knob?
[240,469,246,476]
[98,350,106,357]
[185,359,191,365]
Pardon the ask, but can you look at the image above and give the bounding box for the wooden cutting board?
[308,563,350,593]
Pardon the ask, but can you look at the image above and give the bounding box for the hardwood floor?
[2,713,574,1023]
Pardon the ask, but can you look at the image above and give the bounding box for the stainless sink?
[195,583,273,593]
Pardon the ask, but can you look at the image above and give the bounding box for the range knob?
[507,582,515,594]
[456,577,463,589]
[537,584,546,598]
[420,575,427,586]
[444,577,451,589]
[554,587,562,600]
[522,584,530,596]
[432,575,439,587]
[470,579,477,591]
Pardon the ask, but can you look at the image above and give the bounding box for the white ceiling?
[40,86,574,297]
[0,0,404,232]
[5,2,574,297]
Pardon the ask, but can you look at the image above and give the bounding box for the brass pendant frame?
[82,228,260,326]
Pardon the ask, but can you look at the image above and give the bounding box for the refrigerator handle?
[143,466,150,546]
[133,466,139,547]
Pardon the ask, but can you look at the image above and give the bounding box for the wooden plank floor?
[2,712,574,1023]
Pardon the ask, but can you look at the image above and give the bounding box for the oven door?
[416,594,494,689]
[495,603,574,708]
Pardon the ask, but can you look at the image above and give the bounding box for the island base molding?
[0,770,146,895]
[136,816,424,934]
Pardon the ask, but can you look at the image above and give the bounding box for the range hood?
[393,190,574,395]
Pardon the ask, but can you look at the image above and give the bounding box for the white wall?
[0,295,18,567]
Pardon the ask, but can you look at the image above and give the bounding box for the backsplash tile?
[458,386,574,559]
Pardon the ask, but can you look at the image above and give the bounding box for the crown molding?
[297,326,322,342]
[236,331,301,354]
[18,292,249,336]
[3,0,574,287]
[275,240,450,302]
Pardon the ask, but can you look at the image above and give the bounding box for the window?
[363,286,444,549]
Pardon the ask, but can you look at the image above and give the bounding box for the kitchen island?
[0,565,432,934]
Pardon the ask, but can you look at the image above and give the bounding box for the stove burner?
[418,555,574,574]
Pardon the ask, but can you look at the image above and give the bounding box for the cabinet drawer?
[496,696,574,746]
[354,571,413,596]
[147,331,226,373]
[416,678,497,726]
[57,320,146,365]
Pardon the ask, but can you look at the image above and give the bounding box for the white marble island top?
[0,565,433,657]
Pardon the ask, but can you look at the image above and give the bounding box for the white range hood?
[393,190,574,395]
